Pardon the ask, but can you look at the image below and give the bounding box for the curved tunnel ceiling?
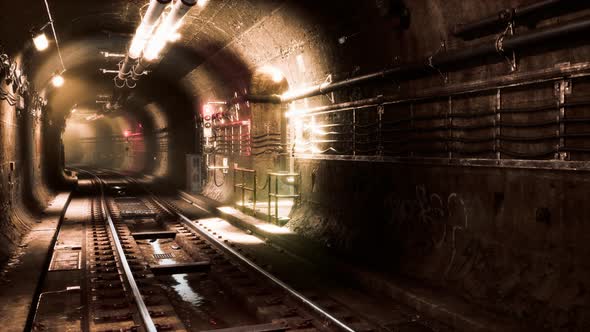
[0,1,286,106]
[0,0,404,122]
[0,0,416,181]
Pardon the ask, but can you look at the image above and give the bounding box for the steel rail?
[148,193,356,332]
[106,171,357,332]
[86,168,357,331]
[78,169,158,332]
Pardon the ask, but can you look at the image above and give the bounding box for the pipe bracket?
[428,41,449,84]
[495,22,518,72]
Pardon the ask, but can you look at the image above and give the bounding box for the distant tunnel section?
[62,101,178,181]
[63,108,147,172]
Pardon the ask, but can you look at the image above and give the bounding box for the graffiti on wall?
[386,185,469,277]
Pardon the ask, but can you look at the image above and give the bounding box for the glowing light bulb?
[33,33,49,51]
[51,74,64,88]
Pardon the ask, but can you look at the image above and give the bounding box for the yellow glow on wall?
[259,66,285,83]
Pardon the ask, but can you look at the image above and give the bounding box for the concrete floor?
[0,193,72,332]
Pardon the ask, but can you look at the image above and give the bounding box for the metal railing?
[231,166,300,223]
[233,166,257,215]
[267,172,300,224]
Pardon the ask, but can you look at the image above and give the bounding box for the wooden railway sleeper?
[93,312,134,322]
[99,301,131,310]
[97,326,140,332]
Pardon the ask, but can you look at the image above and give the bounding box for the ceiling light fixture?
[42,0,67,84]
[33,32,49,51]
[31,22,51,51]
[51,73,64,88]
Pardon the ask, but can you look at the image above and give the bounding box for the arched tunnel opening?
[2,1,590,331]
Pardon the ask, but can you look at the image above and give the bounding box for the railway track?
[84,170,184,331]
[31,167,449,331]
[55,168,373,332]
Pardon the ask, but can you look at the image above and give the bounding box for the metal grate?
[115,197,155,218]
[49,251,81,271]
[153,253,174,259]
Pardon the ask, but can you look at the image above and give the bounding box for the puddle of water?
[172,274,205,307]
[150,239,204,307]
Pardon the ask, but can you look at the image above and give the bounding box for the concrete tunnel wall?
[0,58,53,267]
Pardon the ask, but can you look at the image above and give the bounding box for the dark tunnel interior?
[1,1,590,331]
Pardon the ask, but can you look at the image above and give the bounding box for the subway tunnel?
[1,0,590,331]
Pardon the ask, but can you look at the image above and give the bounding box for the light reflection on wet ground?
[140,232,257,330]
[150,239,205,307]
[171,274,205,307]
